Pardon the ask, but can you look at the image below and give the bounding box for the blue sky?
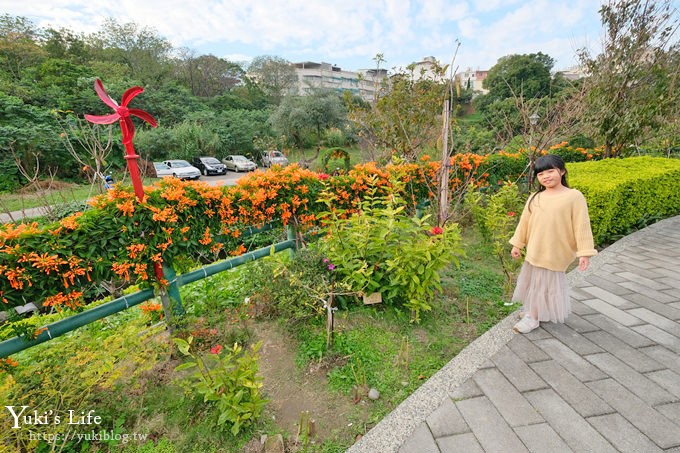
[2,0,609,73]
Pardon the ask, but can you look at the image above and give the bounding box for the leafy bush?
[0,320,167,451]
[315,185,464,322]
[568,156,680,244]
[173,337,267,435]
[465,183,525,296]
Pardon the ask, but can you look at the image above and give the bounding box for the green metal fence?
[0,223,297,357]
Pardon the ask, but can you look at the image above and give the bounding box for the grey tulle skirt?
[512,262,570,323]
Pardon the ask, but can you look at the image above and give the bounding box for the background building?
[293,61,387,102]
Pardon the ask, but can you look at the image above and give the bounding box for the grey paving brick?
[619,281,677,303]
[513,423,573,453]
[455,396,529,452]
[564,313,600,333]
[614,265,666,280]
[615,253,658,269]
[659,276,680,290]
[490,346,547,392]
[529,360,612,418]
[600,263,630,275]
[471,367,543,427]
[571,300,599,315]
[662,287,680,300]
[639,345,680,375]
[534,338,608,381]
[570,288,594,302]
[655,402,680,426]
[584,352,676,406]
[507,334,550,363]
[671,301,680,311]
[541,323,604,354]
[654,267,680,279]
[619,271,668,291]
[645,369,680,398]
[436,432,483,453]
[426,397,469,438]
[583,314,656,348]
[524,388,616,453]
[583,330,664,373]
[450,378,484,400]
[478,359,495,369]
[398,421,439,453]
[583,275,633,296]
[632,324,680,353]
[581,286,638,307]
[523,327,553,340]
[586,378,680,449]
[622,292,680,321]
[586,413,663,453]
[582,299,644,326]
[627,307,680,337]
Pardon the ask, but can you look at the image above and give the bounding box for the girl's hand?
[511,246,521,259]
[578,256,590,271]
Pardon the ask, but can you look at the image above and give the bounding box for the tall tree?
[482,53,555,101]
[177,53,244,97]
[0,14,46,83]
[349,62,449,161]
[577,0,679,157]
[269,90,346,150]
[247,55,298,104]
[87,18,173,86]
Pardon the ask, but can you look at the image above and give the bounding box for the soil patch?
[253,320,366,447]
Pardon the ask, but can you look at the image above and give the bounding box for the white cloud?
[0,0,605,72]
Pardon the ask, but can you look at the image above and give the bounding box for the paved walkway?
[349,215,680,453]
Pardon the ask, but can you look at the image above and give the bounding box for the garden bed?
[0,225,512,452]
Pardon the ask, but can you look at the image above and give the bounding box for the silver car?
[161,160,201,180]
[222,155,257,172]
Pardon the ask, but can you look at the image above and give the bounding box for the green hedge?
[568,157,680,245]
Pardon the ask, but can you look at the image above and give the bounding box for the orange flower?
[199,227,212,245]
[117,200,135,216]
[229,244,247,256]
[127,243,146,259]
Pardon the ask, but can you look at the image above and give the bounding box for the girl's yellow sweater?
[509,188,597,272]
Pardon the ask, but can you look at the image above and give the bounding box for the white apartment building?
[293,61,387,102]
[456,67,489,95]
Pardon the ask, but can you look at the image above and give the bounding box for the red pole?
[122,140,146,202]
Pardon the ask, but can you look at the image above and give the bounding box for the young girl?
[509,154,597,333]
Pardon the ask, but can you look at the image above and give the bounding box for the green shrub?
[173,337,267,435]
[315,185,464,322]
[465,183,525,297]
[568,157,680,244]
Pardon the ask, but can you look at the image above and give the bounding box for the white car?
[261,150,289,167]
[160,160,201,180]
[222,155,257,172]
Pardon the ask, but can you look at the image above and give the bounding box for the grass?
[0,177,159,213]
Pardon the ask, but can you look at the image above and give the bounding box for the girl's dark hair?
[528,154,569,209]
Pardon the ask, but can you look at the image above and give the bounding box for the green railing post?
[162,263,185,316]
[286,224,297,257]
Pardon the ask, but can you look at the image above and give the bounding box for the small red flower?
[431,226,443,235]
[210,344,223,355]
[318,173,329,180]
[508,211,516,217]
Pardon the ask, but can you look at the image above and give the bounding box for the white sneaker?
[513,315,539,334]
